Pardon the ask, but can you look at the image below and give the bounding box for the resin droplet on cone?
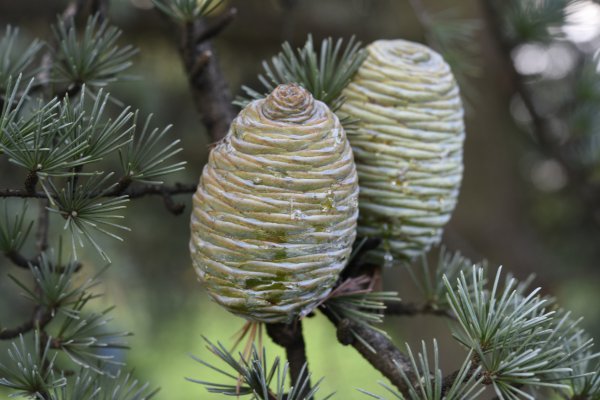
[190,84,359,323]
[340,39,465,260]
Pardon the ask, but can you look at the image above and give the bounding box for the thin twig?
[196,7,238,43]
[0,182,197,216]
[3,249,82,271]
[340,237,381,280]
[107,180,198,198]
[0,306,53,340]
[54,82,84,101]
[0,182,197,199]
[384,301,456,320]
[440,357,481,397]
[4,250,34,269]
[35,199,50,253]
[90,0,110,22]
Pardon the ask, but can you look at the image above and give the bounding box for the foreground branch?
[340,237,381,280]
[317,237,418,396]
[266,321,312,399]
[320,306,416,396]
[0,306,52,340]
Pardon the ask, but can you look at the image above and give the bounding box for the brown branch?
[320,307,416,397]
[35,199,50,253]
[0,188,48,199]
[54,81,84,101]
[384,301,455,320]
[0,182,197,199]
[24,170,39,195]
[0,306,53,340]
[0,182,196,215]
[439,357,482,397]
[315,238,425,397]
[5,250,34,269]
[108,176,133,196]
[196,7,238,43]
[89,0,109,22]
[112,181,198,197]
[3,249,82,272]
[326,249,417,395]
[441,369,463,395]
[170,9,237,143]
[266,321,312,400]
[340,237,381,280]
[110,181,197,215]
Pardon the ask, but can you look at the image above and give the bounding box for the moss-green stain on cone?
[340,39,465,261]
[190,84,359,323]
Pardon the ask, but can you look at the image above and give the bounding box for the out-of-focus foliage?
[503,0,569,43]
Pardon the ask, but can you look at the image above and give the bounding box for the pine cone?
[190,84,359,323]
[340,39,465,261]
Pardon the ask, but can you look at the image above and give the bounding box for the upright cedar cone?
[190,84,359,323]
[340,39,465,261]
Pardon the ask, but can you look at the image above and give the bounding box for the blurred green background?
[1,0,600,398]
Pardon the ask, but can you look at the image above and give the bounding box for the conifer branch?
[4,250,31,269]
[35,200,50,253]
[321,309,417,397]
[317,238,418,397]
[266,322,313,400]
[156,1,237,142]
[0,306,53,340]
[196,7,237,43]
[0,182,196,201]
[340,237,381,280]
[383,301,455,320]
[0,183,196,219]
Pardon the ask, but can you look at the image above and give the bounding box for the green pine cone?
[340,39,465,261]
[190,84,359,323]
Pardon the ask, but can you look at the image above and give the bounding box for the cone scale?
[190,84,359,323]
[341,39,466,261]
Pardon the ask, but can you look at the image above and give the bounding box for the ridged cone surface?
[340,39,465,261]
[190,84,359,323]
